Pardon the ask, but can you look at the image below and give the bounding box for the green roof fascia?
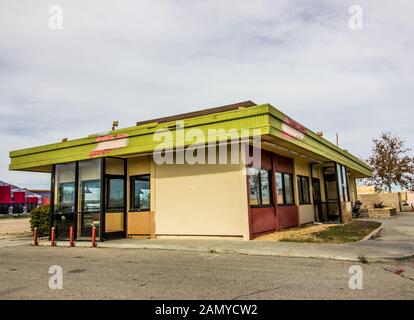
[267,104,372,177]
[9,102,372,178]
[9,105,271,171]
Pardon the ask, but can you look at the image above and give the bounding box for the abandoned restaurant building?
[8,101,372,241]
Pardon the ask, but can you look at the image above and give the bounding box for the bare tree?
[367,132,414,192]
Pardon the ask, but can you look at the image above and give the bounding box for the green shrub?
[30,205,50,237]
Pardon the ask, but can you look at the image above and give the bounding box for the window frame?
[58,181,76,213]
[106,175,125,212]
[80,179,101,213]
[275,172,295,206]
[297,175,311,205]
[130,174,151,212]
[248,168,273,208]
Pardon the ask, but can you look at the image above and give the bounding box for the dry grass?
[255,223,336,241]
[0,217,31,239]
[255,220,382,243]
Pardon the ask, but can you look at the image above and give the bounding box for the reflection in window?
[55,162,76,214]
[81,180,101,212]
[260,170,271,205]
[284,174,294,204]
[275,173,284,204]
[297,175,311,205]
[58,182,75,213]
[131,175,150,211]
[107,178,124,211]
[248,168,272,206]
[275,172,294,205]
[336,163,349,202]
[341,165,349,202]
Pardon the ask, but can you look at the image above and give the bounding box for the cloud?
[0,0,413,188]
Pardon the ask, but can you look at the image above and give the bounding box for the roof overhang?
[9,103,372,178]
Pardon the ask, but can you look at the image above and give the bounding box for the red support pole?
[33,227,38,246]
[51,227,55,247]
[69,225,74,247]
[91,226,96,248]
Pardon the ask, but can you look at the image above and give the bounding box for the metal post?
[33,227,38,246]
[51,227,56,246]
[91,226,97,247]
[69,225,74,247]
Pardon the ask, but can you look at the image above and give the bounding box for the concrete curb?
[34,239,411,263]
[361,226,383,241]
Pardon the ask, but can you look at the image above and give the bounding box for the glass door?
[104,158,126,239]
[323,166,341,222]
[53,163,76,240]
[77,159,102,240]
[312,178,323,222]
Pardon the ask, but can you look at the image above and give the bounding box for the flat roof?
[8,101,372,177]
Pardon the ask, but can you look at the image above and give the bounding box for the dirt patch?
[255,220,382,243]
[255,223,336,241]
[0,217,31,239]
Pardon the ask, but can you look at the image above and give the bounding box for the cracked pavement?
[0,245,413,299]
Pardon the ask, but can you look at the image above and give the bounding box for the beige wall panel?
[128,156,151,176]
[126,155,155,237]
[298,205,314,224]
[154,161,248,238]
[105,212,123,232]
[127,212,155,237]
[294,158,315,224]
[105,158,124,175]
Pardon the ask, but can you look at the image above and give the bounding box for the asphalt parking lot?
[0,245,413,299]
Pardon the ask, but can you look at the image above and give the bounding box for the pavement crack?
[381,266,414,282]
[232,286,280,300]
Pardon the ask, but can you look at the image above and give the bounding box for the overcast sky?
[1,0,413,189]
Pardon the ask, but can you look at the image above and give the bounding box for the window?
[106,177,124,212]
[58,182,75,213]
[248,168,272,206]
[0,204,9,215]
[275,172,294,205]
[336,163,349,202]
[131,175,151,211]
[297,175,311,205]
[81,180,101,212]
[55,162,76,214]
[26,202,37,213]
[12,203,24,214]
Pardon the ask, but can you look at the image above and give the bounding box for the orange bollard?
[69,226,74,247]
[51,227,56,246]
[91,226,96,248]
[33,227,38,246]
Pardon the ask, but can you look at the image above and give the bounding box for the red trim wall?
[13,191,25,204]
[27,197,38,204]
[0,185,11,204]
[247,150,299,238]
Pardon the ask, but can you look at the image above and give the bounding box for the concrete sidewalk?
[16,213,414,262]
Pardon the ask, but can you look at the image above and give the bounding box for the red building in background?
[0,181,50,215]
